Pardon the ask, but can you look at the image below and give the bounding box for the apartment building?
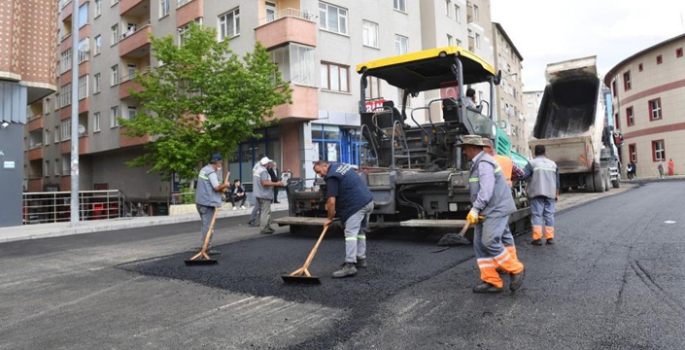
[492,22,525,155]
[28,0,508,212]
[2,0,59,226]
[605,33,685,178]
[522,90,542,158]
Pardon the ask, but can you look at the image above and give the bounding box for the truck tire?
[593,170,605,193]
[585,174,595,192]
[603,170,610,192]
[612,172,621,188]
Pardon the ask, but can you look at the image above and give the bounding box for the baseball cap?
[210,154,223,163]
[259,157,272,165]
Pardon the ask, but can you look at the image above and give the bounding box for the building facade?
[492,22,525,155]
[2,0,59,226]
[605,34,685,179]
[28,0,512,212]
[522,90,542,158]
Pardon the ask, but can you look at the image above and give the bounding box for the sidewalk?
[0,202,290,244]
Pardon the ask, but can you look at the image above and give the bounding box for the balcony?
[120,0,149,16]
[60,136,90,155]
[28,178,45,192]
[119,126,151,148]
[255,8,317,49]
[271,85,318,121]
[60,99,89,120]
[119,70,147,100]
[119,24,151,58]
[177,0,203,27]
[28,147,44,161]
[28,116,44,132]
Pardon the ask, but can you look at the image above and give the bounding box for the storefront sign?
[3,161,15,169]
[365,99,386,113]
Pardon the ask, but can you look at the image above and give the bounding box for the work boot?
[531,239,543,246]
[332,263,357,278]
[546,238,555,245]
[355,258,367,268]
[509,269,525,292]
[472,282,503,293]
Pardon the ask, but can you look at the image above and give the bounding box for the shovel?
[433,221,472,253]
[282,226,330,284]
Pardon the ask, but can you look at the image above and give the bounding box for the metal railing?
[259,8,315,26]
[120,21,151,41]
[120,67,151,83]
[22,190,127,225]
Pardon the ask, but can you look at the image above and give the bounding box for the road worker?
[194,154,230,255]
[314,160,374,278]
[524,145,560,245]
[482,139,525,268]
[461,135,525,293]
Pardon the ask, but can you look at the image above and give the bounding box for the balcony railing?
[258,8,315,26]
[23,190,128,225]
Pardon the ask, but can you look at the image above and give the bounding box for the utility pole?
[70,0,80,226]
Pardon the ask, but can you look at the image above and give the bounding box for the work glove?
[466,208,480,225]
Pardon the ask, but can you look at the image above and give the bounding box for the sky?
[491,0,685,91]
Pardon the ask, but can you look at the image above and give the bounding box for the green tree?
[121,23,292,181]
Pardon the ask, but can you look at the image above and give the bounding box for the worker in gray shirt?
[253,157,284,234]
[195,154,230,254]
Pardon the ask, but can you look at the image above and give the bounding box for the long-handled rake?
[184,206,220,266]
[281,226,330,284]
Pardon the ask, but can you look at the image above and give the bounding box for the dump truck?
[275,46,531,238]
[528,56,621,192]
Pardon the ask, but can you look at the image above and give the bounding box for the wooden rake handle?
[289,226,330,276]
[458,221,471,237]
[190,170,230,261]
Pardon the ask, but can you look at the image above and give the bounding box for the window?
[62,155,69,175]
[649,98,662,121]
[160,0,170,17]
[677,48,683,58]
[362,20,378,48]
[177,0,190,7]
[319,2,348,35]
[638,63,643,72]
[265,1,276,22]
[656,55,663,64]
[475,33,481,49]
[78,3,88,28]
[60,84,72,107]
[126,106,137,120]
[393,0,406,12]
[54,126,60,143]
[54,94,60,110]
[111,65,118,86]
[94,73,101,93]
[623,71,631,91]
[629,144,637,163]
[55,159,60,176]
[473,5,479,20]
[218,8,240,40]
[455,5,461,23]
[78,38,89,63]
[60,50,72,74]
[447,34,453,46]
[456,39,462,47]
[110,106,120,127]
[78,75,89,100]
[652,140,665,161]
[44,129,50,146]
[612,79,617,97]
[445,0,451,17]
[270,43,316,86]
[626,107,634,126]
[94,35,101,55]
[365,76,381,99]
[177,19,202,46]
[61,119,72,141]
[111,24,119,46]
[395,35,408,55]
[94,112,101,132]
[320,62,349,92]
[44,161,50,178]
[94,0,101,17]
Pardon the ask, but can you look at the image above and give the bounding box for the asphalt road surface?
[1,181,684,350]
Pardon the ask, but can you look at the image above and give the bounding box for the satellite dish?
[78,124,86,136]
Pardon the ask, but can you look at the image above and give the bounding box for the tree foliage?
[121,23,292,181]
